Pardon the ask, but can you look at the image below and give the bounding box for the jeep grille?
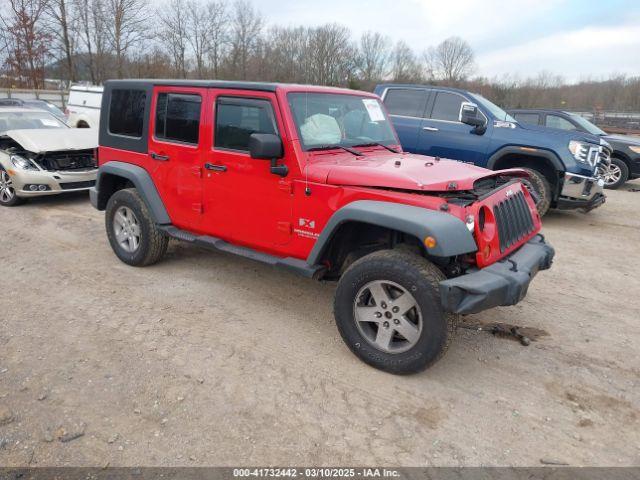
[494,191,536,253]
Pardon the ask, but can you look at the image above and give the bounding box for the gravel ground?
[0,182,639,467]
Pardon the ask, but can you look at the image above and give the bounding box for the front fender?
[306,200,477,265]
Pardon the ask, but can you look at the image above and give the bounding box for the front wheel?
[521,168,551,216]
[334,249,458,374]
[600,157,629,189]
[0,167,24,207]
[105,188,169,266]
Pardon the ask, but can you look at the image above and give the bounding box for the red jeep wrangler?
[91,80,554,374]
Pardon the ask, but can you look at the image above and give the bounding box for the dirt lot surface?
[1,183,639,467]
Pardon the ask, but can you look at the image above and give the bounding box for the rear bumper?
[439,235,554,315]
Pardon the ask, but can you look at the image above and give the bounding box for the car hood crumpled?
[306,151,528,192]
[4,128,98,153]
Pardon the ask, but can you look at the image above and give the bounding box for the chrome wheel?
[0,170,15,203]
[353,280,423,354]
[600,162,622,186]
[113,206,141,253]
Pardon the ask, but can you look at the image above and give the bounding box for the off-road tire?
[522,168,551,216]
[105,188,168,266]
[0,166,25,207]
[603,157,629,190]
[334,249,458,375]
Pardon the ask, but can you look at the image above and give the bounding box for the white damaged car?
[0,107,98,206]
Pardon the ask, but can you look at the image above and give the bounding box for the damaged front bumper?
[556,172,605,211]
[11,168,97,197]
[439,235,555,315]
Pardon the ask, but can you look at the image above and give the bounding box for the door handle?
[422,126,439,132]
[150,152,170,161]
[204,163,227,172]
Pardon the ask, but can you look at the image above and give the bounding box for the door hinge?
[278,180,293,194]
[277,221,292,234]
[192,203,203,214]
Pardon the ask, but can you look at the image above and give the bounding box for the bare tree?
[102,0,148,78]
[0,0,52,88]
[228,0,263,79]
[75,0,108,83]
[186,0,226,79]
[158,0,189,77]
[45,0,77,84]
[263,26,310,83]
[307,24,355,86]
[427,36,474,84]
[390,40,422,83]
[357,31,391,85]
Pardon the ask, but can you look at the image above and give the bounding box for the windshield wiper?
[307,145,363,156]
[352,142,399,153]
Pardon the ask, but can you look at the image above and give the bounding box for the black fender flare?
[306,200,477,265]
[486,146,564,172]
[92,161,171,224]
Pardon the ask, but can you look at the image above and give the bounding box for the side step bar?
[158,225,325,279]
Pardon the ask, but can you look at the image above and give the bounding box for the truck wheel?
[521,168,551,216]
[105,188,168,266]
[601,157,629,189]
[334,249,457,374]
[0,167,24,207]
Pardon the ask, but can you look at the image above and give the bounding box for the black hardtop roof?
[104,79,280,92]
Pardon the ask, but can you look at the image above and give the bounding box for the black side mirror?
[459,102,486,133]
[248,133,287,177]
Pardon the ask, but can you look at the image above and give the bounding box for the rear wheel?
[600,157,629,189]
[105,188,168,266]
[521,168,551,216]
[0,167,24,207]
[334,249,458,374]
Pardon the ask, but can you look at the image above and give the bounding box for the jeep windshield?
[0,111,68,135]
[288,93,398,151]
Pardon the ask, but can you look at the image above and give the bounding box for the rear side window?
[155,93,201,144]
[383,89,427,118]
[430,92,465,122]
[545,115,576,130]
[215,97,277,151]
[514,113,540,125]
[109,89,146,137]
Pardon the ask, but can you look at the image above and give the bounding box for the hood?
[515,122,601,144]
[306,151,526,191]
[603,134,640,147]
[4,128,98,153]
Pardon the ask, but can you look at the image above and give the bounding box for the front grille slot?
[493,191,535,253]
[37,150,97,171]
[60,180,95,190]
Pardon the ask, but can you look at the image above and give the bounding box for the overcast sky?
[256,0,640,82]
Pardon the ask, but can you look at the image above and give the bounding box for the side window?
[215,97,277,152]
[383,89,427,118]
[514,113,540,125]
[430,92,465,122]
[155,93,201,144]
[545,115,576,130]
[109,89,146,137]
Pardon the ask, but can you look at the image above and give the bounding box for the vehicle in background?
[89,79,554,374]
[508,109,640,189]
[375,84,610,216]
[65,85,103,128]
[0,107,98,207]
[0,98,67,123]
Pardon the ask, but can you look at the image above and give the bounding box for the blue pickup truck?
[374,84,610,215]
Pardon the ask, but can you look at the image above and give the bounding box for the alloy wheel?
[113,206,142,253]
[0,170,15,203]
[600,162,622,186]
[353,280,423,353]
